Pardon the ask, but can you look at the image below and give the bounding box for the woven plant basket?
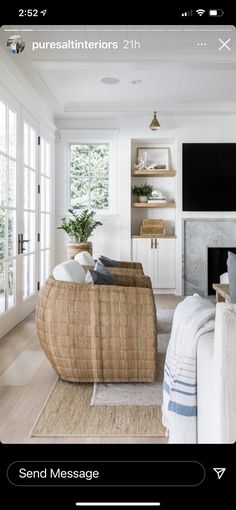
[67,242,92,260]
[36,276,157,383]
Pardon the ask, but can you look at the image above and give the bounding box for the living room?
[0,23,236,444]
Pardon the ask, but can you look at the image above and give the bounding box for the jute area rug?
[31,301,178,438]
[31,379,165,437]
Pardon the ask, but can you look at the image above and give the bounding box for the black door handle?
[18,234,31,254]
[21,239,30,251]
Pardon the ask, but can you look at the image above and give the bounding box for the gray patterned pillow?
[85,270,116,286]
[98,255,117,267]
[94,260,111,275]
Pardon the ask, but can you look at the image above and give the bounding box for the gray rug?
[91,381,163,406]
[91,309,174,407]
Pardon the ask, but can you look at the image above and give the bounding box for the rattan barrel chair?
[36,273,157,383]
[82,265,144,277]
[115,260,143,270]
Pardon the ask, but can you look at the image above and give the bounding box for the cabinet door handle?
[151,239,153,249]
[155,239,158,249]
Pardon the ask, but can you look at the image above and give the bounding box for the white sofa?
[197,302,236,443]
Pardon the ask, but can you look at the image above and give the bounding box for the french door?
[0,92,53,338]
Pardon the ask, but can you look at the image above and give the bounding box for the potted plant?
[57,208,102,259]
[132,183,153,203]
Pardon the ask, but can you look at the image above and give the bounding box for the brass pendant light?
[149,111,160,130]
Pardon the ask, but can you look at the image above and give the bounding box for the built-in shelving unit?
[131,138,177,291]
[131,138,177,238]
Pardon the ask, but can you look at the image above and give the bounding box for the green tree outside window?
[70,143,110,210]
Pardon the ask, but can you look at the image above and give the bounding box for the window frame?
[68,141,111,213]
[65,131,118,217]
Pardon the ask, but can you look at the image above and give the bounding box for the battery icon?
[209,9,224,16]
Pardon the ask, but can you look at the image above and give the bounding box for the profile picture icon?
[7,35,25,54]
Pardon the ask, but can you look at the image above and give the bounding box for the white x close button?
[218,38,231,51]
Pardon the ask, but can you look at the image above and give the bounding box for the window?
[69,143,110,211]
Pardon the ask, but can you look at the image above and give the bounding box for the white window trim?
[61,129,119,218]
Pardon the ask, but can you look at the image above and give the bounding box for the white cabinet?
[132,238,176,290]
[132,238,154,282]
[155,238,176,288]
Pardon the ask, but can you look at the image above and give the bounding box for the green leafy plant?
[132,183,153,197]
[57,208,102,243]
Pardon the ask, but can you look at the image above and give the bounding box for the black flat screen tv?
[183,143,236,211]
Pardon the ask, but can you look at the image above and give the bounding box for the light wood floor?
[0,296,180,444]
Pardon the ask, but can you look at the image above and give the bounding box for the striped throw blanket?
[162,295,215,443]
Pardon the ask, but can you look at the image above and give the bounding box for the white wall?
[55,114,236,294]
[55,129,121,263]
[0,46,55,131]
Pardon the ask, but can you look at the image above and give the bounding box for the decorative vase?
[138,196,148,203]
[67,242,93,260]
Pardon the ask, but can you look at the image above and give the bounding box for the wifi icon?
[196,9,205,16]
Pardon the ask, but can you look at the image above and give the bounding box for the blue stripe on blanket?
[163,381,170,394]
[165,363,175,380]
[168,401,197,417]
[165,363,197,386]
[175,379,197,388]
[172,388,197,396]
[164,379,196,397]
[164,367,173,381]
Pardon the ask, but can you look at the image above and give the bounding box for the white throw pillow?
[85,270,93,285]
[74,251,95,266]
[53,260,86,283]
[220,272,229,284]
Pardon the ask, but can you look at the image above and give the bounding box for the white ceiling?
[1,25,236,117]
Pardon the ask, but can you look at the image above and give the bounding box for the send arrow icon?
[213,468,226,479]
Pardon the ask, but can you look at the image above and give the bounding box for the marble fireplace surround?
[183,219,236,296]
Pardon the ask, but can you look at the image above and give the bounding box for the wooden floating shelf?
[131,234,176,239]
[132,170,176,177]
[132,202,176,208]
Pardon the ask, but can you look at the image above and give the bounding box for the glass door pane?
[0,98,17,319]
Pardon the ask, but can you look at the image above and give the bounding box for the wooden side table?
[212,283,231,303]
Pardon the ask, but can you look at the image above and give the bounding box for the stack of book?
[148,196,167,203]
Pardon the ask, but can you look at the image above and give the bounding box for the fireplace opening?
[208,247,236,295]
